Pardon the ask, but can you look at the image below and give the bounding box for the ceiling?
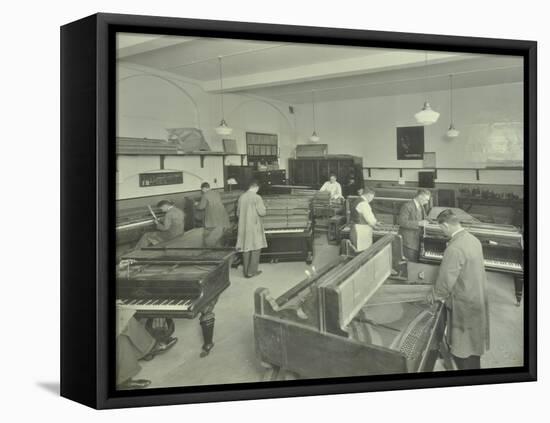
[118,33,523,104]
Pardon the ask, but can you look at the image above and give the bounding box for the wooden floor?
[132,235,524,389]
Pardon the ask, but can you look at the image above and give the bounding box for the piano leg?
[199,298,218,358]
[514,277,523,306]
[306,232,314,264]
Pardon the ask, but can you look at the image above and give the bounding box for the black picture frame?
[397,126,424,160]
[60,12,537,409]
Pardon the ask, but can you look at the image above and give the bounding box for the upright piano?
[420,222,524,304]
[229,195,314,264]
[117,246,235,357]
[116,205,165,248]
[335,196,399,244]
[254,234,446,379]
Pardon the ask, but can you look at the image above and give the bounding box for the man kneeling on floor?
[117,312,178,389]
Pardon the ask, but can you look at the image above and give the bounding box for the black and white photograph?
[113,31,529,391]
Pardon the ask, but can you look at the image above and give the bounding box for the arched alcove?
[117,74,200,139]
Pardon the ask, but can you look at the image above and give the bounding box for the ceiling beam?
[202,51,465,93]
[117,36,198,59]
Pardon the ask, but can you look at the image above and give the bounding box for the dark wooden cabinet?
[288,155,363,196]
[255,170,286,194]
[225,166,287,193]
[225,166,255,191]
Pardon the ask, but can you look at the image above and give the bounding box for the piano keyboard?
[265,228,304,234]
[423,250,522,271]
[118,298,195,311]
[117,219,155,230]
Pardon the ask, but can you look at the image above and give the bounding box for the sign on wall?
[396,126,424,160]
[139,171,183,187]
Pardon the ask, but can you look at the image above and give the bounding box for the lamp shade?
[415,102,440,125]
[309,131,320,143]
[446,124,460,138]
[227,178,238,185]
[215,119,233,135]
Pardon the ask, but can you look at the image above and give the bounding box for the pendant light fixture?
[446,74,460,138]
[414,52,440,125]
[215,56,233,136]
[309,90,320,143]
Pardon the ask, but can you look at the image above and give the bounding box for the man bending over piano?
[398,189,431,262]
[117,313,178,390]
[195,182,231,247]
[319,174,343,202]
[429,209,490,370]
[236,180,267,278]
[134,200,185,250]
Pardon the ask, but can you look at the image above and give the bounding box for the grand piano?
[117,246,235,357]
[254,234,446,380]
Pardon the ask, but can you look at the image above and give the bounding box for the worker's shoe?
[141,337,178,361]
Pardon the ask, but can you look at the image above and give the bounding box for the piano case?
[254,234,446,379]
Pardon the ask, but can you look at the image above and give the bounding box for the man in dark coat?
[397,189,431,261]
[430,209,490,370]
[236,181,267,278]
[134,200,185,250]
[195,182,231,247]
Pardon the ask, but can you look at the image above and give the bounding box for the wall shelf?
[363,166,523,181]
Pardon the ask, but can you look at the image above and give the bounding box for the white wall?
[294,82,524,185]
[116,64,296,199]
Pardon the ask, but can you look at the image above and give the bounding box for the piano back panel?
[254,315,408,378]
[327,244,392,332]
[320,235,396,334]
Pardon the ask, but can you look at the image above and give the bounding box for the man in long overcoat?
[236,181,267,278]
[431,208,490,370]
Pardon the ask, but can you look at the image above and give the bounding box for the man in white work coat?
[350,187,378,251]
[319,174,343,201]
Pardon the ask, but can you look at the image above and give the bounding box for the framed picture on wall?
[397,126,425,160]
[423,152,437,168]
[61,13,537,409]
